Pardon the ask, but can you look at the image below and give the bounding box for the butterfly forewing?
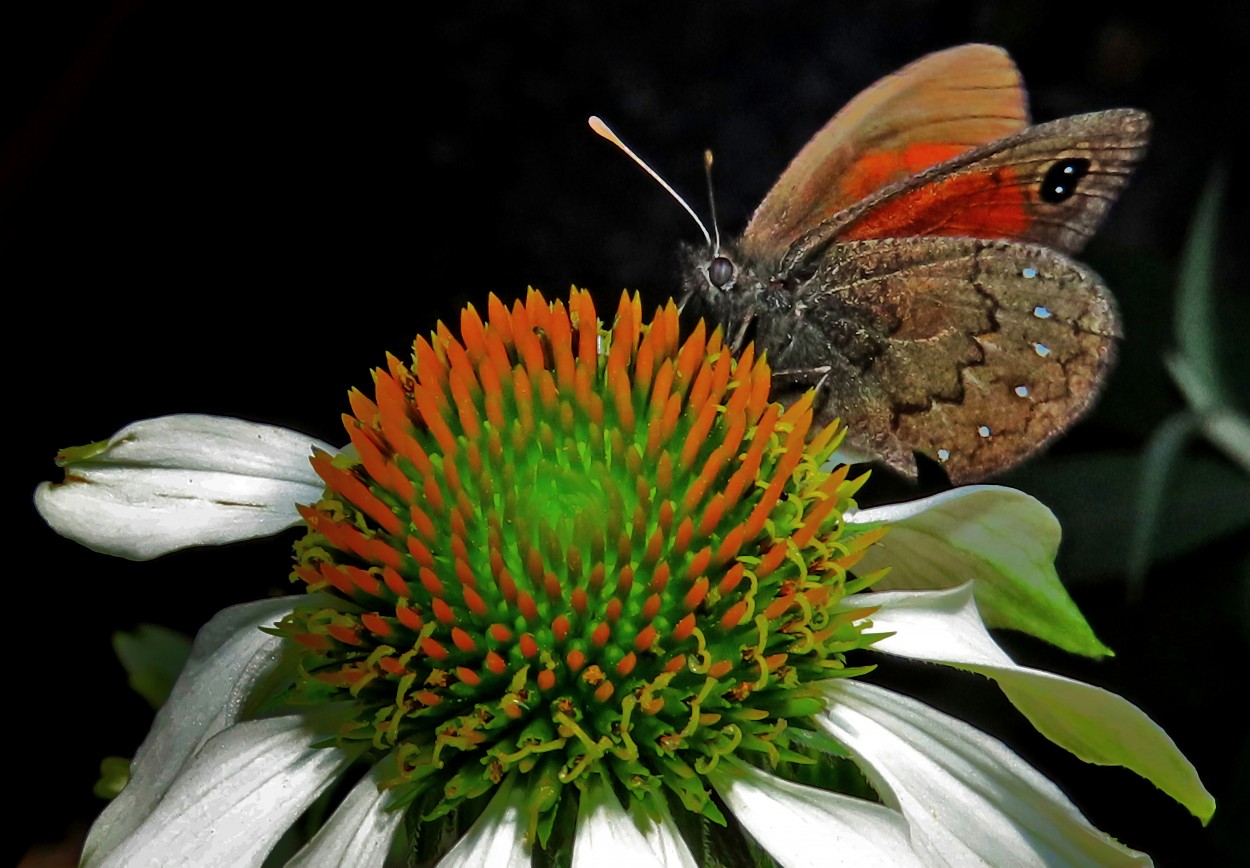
[796,237,1120,483]
[781,109,1151,270]
[742,43,1030,265]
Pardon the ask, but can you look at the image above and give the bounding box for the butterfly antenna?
[588,116,713,248]
[703,150,722,255]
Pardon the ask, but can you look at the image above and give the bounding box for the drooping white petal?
[287,755,406,868]
[845,485,1108,657]
[83,596,310,863]
[710,758,922,867]
[86,715,357,868]
[634,793,699,868]
[816,678,1152,867]
[438,774,530,868]
[854,583,1215,822]
[572,775,695,867]
[35,414,334,559]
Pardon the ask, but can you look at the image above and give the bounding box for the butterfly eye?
[1040,158,1091,203]
[708,256,734,288]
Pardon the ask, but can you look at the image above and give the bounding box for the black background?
[7,2,1248,865]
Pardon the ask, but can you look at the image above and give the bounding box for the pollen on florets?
[274,287,886,842]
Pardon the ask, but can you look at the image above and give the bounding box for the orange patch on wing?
[841,166,1030,241]
[839,143,970,204]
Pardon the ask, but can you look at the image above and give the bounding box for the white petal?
[845,485,1110,657]
[88,716,356,868]
[83,596,306,863]
[816,679,1151,867]
[634,794,699,867]
[854,583,1215,822]
[35,414,334,559]
[288,756,406,867]
[710,759,922,867]
[843,486,1058,598]
[572,776,690,868]
[438,774,531,867]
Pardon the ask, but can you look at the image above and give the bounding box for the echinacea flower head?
[37,288,1213,866]
[278,290,883,836]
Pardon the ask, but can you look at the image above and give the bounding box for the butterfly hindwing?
[763,237,1119,483]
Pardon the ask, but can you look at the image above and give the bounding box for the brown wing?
[800,237,1120,483]
[742,44,1029,266]
[781,110,1151,270]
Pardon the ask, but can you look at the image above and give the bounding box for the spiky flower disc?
[276,288,884,848]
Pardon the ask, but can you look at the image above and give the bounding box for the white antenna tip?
[588,116,617,143]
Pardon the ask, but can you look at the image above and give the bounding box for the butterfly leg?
[676,285,698,314]
[768,365,832,389]
[771,365,837,428]
[729,311,758,354]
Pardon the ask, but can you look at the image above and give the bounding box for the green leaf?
[112,624,193,709]
[1174,166,1226,402]
[1129,412,1198,588]
[850,486,1111,657]
[1007,453,1250,581]
[1203,406,1250,475]
[93,755,131,800]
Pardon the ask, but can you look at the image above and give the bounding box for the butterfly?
[602,44,1149,484]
